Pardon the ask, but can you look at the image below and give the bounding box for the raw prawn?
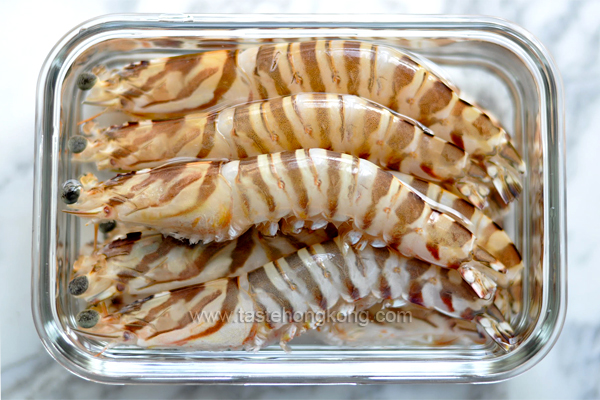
[316,303,487,347]
[69,225,336,303]
[392,171,522,285]
[64,149,509,298]
[83,39,524,203]
[75,93,495,209]
[76,236,514,351]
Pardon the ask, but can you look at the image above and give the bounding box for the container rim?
[32,13,567,385]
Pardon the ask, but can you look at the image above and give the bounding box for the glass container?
[32,14,566,384]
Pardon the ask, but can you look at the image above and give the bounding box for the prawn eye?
[68,276,89,296]
[77,73,97,90]
[76,309,100,328]
[61,180,82,204]
[99,220,117,233]
[68,135,88,154]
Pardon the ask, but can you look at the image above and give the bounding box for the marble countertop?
[1,0,596,398]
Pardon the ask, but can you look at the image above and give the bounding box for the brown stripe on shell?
[255,44,291,97]
[167,289,224,337]
[404,258,430,279]
[318,240,360,301]
[440,290,455,313]
[248,267,294,313]
[445,220,473,248]
[379,275,392,300]
[338,95,346,142]
[143,58,221,108]
[268,96,302,149]
[368,43,377,92]
[498,243,522,269]
[389,56,417,111]
[418,81,453,122]
[172,279,240,344]
[131,235,184,275]
[404,177,430,197]
[129,163,187,192]
[123,241,232,289]
[324,41,341,86]
[285,251,327,310]
[439,268,480,311]
[196,112,218,158]
[279,151,309,214]
[158,169,205,203]
[343,41,362,95]
[101,232,143,258]
[358,106,382,158]
[299,41,326,92]
[383,120,415,168]
[451,198,476,220]
[441,142,465,164]
[126,283,207,333]
[426,241,440,261]
[361,168,394,230]
[233,105,269,154]
[408,281,425,307]
[325,155,342,218]
[227,226,258,275]
[140,53,202,93]
[200,50,239,109]
[472,114,496,139]
[195,162,227,219]
[450,131,465,150]
[310,93,333,149]
[238,157,277,213]
[393,191,426,231]
[258,231,300,261]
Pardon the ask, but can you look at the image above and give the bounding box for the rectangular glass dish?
[32,14,566,384]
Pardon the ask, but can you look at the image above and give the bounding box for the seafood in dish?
[83,39,524,203]
[316,303,487,347]
[74,93,495,210]
[69,225,336,303]
[76,236,514,351]
[64,149,513,298]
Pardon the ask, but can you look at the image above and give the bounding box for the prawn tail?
[474,304,517,352]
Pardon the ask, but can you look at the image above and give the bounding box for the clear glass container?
[32,14,566,384]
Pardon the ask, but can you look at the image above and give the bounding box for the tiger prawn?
[74,93,496,210]
[76,236,515,351]
[63,149,512,298]
[69,225,336,304]
[82,39,524,204]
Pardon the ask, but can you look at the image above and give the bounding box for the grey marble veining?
[1,0,596,398]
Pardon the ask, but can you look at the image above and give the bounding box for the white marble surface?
[0,0,596,398]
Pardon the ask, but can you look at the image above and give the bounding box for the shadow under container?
[32,14,566,384]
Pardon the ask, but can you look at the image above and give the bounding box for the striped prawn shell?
[66,149,500,284]
[86,39,524,203]
[71,225,337,304]
[83,236,513,351]
[316,303,487,347]
[77,93,497,211]
[392,172,523,285]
